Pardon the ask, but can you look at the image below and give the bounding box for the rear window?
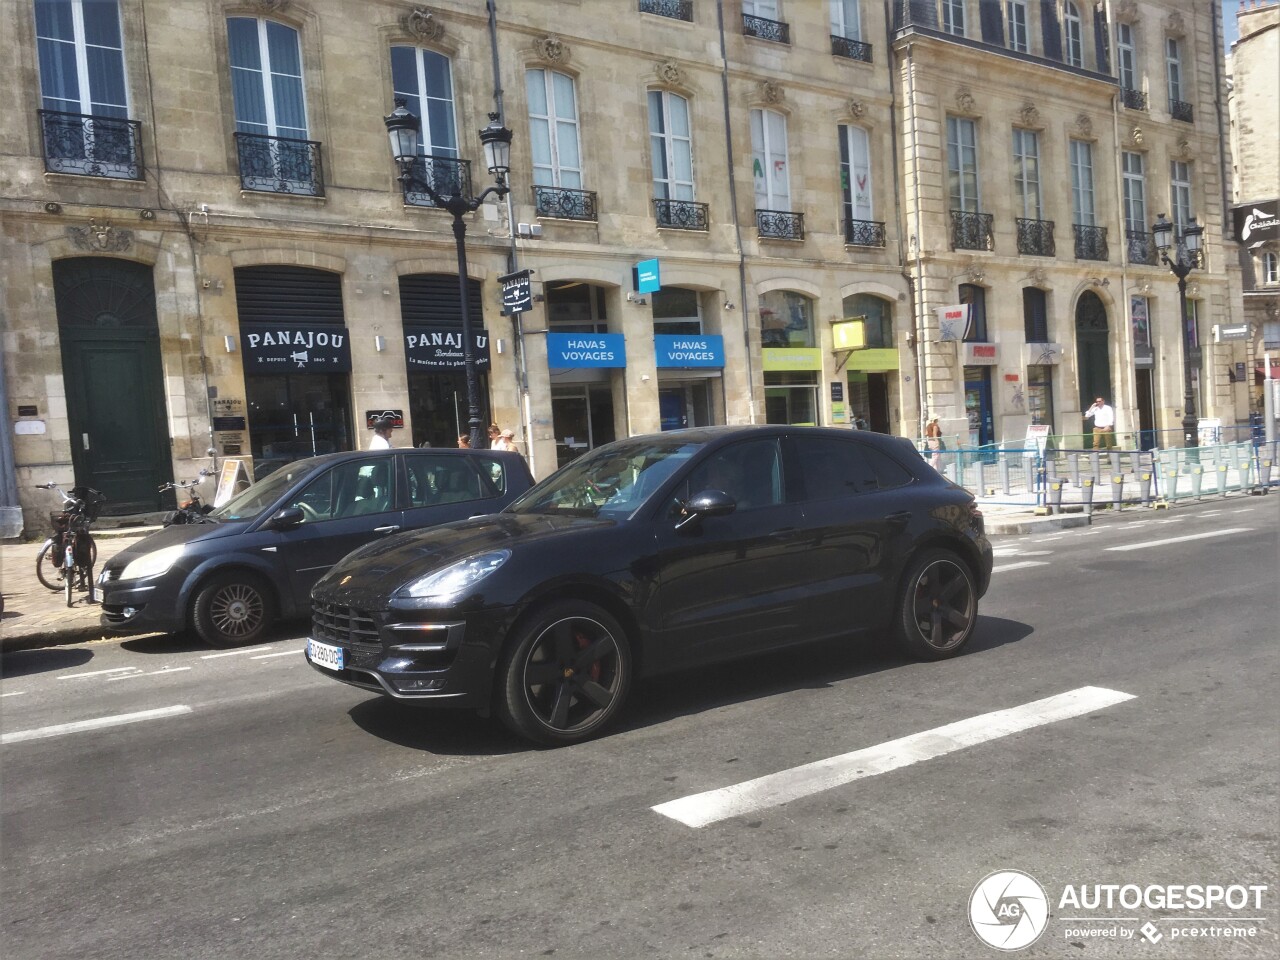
[405,454,501,507]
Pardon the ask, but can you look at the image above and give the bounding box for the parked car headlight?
[399,550,511,601]
[119,544,186,581]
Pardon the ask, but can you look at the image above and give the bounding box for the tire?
[36,541,64,592]
[495,600,632,747]
[191,571,275,648]
[894,548,978,661]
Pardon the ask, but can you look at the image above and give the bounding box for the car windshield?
[508,437,704,519]
[208,462,312,521]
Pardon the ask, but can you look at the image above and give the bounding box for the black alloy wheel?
[895,549,978,660]
[192,572,275,648]
[497,600,632,746]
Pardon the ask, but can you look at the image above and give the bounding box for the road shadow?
[347,697,520,758]
[1,647,94,678]
[120,619,306,655]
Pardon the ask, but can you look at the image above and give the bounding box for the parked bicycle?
[160,470,216,526]
[35,483,107,607]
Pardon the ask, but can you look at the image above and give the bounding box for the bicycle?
[35,483,107,607]
[160,470,216,526]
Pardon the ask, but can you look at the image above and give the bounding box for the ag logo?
[969,869,1049,951]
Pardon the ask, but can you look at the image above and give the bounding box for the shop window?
[652,287,702,336]
[759,290,814,347]
[764,371,818,425]
[842,294,892,348]
[547,281,608,333]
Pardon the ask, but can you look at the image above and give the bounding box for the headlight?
[399,550,511,601]
[119,544,185,581]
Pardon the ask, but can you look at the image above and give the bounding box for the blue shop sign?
[633,258,661,294]
[654,334,724,368]
[546,333,627,368]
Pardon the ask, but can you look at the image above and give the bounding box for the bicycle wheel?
[36,541,65,592]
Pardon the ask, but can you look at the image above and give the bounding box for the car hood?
[315,512,616,600]
[104,519,250,567]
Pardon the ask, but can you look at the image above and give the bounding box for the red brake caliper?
[575,630,602,682]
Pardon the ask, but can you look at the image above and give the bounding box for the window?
[648,90,693,201]
[1117,22,1138,91]
[1006,1,1029,52]
[288,459,396,523]
[794,436,912,500]
[1131,294,1152,351]
[392,47,457,159]
[959,283,987,341]
[830,0,861,40]
[1064,2,1084,67]
[227,17,307,141]
[750,108,790,211]
[843,294,892,349]
[1070,140,1095,226]
[743,0,780,17]
[1122,151,1146,233]
[759,290,814,347]
[1185,298,1200,352]
[526,69,582,189]
[1027,366,1054,430]
[947,116,980,213]
[1166,37,1183,103]
[35,0,128,118]
[838,124,873,222]
[652,288,702,336]
[1263,251,1279,285]
[942,0,966,36]
[1023,288,1048,342]
[546,281,608,334]
[1170,160,1192,235]
[685,439,784,511]
[405,454,500,507]
[1012,128,1042,219]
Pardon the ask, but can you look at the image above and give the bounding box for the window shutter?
[1041,0,1062,60]
[1094,7,1111,73]
[980,2,1005,45]
[398,274,484,325]
[234,266,343,323]
[1023,288,1048,342]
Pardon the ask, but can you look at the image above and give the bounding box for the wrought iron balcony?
[1121,87,1148,111]
[638,0,692,21]
[950,210,994,251]
[756,209,804,240]
[831,35,873,62]
[1015,218,1056,257]
[1073,224,1109,261]
[38,110,142,180]
[234,132,323,196]
[1126,229,1158,266]
[743,13,789,43]
[400,154,472,207]
[844,218,886,247]
[654,198,708,231]
[534,185,597,221]
[1170,99,1194,123]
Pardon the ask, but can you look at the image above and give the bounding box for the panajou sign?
[241,323,351,373]
[403,326,491,370]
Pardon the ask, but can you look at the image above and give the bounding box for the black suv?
[100,448,534,646]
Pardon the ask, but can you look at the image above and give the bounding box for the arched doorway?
[1074,290,1112,443]
[53,257,173,514]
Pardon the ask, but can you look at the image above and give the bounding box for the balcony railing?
[950,210,994,251]
[1121,87,1148,111]
[638,0,692,21]
[831,35,873,62]
[534,185,598,221]
[1015,218,1056,257]
[1126,229,1158,266]
[401,154,472,208]
[38,109,142,180]
[1170,99,1194,123]
[234,132,323,196]
[1073,224,1109,261]
[743,13,789,43]
[756,209,804,240]
[654,198,708,230]
[844,218,886,247]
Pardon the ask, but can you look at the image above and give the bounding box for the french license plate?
[307,639,345,671]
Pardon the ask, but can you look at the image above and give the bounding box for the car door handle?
[374,525,401,534]
[885,511,912,525]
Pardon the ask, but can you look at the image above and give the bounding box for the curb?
[985,514,1092,535]
[2,625,114,655]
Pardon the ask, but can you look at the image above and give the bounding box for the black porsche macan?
[306,426,994,745]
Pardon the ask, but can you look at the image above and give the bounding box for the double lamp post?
[1152,213,1204,449]
[384,99,513,450]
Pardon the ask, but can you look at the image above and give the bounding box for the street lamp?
[384,99,513,448]
[1152,213,1204,448]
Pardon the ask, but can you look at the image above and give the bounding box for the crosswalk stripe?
[1104,528,1252,552]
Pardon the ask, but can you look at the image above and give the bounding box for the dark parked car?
[99,448,533,646]
[307,426,993,745]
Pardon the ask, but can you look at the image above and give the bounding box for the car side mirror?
[674,488,736,532]
[268,506,304,530]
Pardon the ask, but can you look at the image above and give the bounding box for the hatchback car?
[99,448,533,646]
[306,426,993,745]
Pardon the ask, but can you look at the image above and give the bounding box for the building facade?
[0,0,1249,534]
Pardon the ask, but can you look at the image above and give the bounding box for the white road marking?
[57,667,140,681]
[1199,511,1222,517]
[2,705,193,746]
[1031,535,1065,542]
[1227,508,1251,514]
[992,547,1022,557]
[1151,517,1187,524]
[1,691,27,698]
[200,646,272,659]
[652,686,1136,828]
[992,560,1049,572]
[105,667,193,681]
[250,650,302,660]
[1104,528,1252,552]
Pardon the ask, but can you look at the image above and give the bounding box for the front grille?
[312,600,380,646]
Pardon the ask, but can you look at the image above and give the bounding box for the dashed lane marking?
[992,560,1050,572]
[105,667,192,681]
[1104,527,1253,552]
[0,691,27,698]
[2,705,193,746]
[1031,535,1065,542]
[200,646,273,659]
[652,686,1137,828]
[57,667,140,681]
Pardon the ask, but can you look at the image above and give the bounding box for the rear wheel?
[192,572,275,648]
[894,549,978,660]
[495,600,632,747]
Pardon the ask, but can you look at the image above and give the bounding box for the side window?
[684,439,783,510]
[861,447,914,491]
[795,437,914,499]
[288,458,395,523]
[405,455,495,507]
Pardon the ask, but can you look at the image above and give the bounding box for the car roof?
[269,446,521,471]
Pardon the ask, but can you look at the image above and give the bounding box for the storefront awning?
[1256,360,1280,380]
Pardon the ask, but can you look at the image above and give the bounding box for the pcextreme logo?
[969,870,1050,951]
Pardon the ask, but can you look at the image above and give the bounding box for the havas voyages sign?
[241,323,351,373]
[404,326,491,370]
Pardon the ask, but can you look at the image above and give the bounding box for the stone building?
[0,0,1249,535]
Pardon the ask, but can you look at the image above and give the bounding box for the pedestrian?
[368,414,395,450]
[489,425,516,452]
[925,415,944,469]
[457,434,471,449]
[487,423,504,450]
[1084,396,1115,449]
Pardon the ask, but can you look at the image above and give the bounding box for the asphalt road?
[2,497,1277,960]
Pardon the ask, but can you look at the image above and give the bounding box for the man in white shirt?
[1084,397,1115,449]
[368,415,395,450]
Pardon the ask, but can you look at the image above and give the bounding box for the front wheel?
[36,541,64,591]
[495,600,632,747]
[894,549,978,661]
[191,572,275,648]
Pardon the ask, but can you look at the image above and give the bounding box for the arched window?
[648,90,693,201]
[1064,3,1084,67]
[838,124,873,226]
[391,47,457,159]
[843,294,892,349]
[526,68,581,189]
[652,288,702,336]
[750,108,790,211]
[36,0,128,119]
[759,290,813,347]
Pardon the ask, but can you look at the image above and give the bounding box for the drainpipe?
[904,41,929,439]
[0,336,21,537]
[1111,91,1133,433]
[885,0,914,437]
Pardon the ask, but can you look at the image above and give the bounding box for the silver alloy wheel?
[209,583,265,639]
[908,557,976,651]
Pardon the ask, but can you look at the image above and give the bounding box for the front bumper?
[98,573,185,635]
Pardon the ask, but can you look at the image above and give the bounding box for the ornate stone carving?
[655,59,684,86]
[847,99,865,119]
[533,35,569,63]
[1176,136,1191,158]
[247,0,290,14]
[963,259,985,284]
[399,7,444,43]
[1018,101,1041,128]
[1113,0,1138,24]
[955,87,976,114]
[68,218,132,253]
[1028,267,1048,286]
[1074,113,1094,138]
[1134,279,1151,295]
[1129,125,1144,147]
[1165,11,1187,38]
[757,80,783,104]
